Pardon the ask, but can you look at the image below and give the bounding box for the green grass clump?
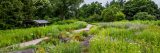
[54,20,78,25]
[57,21,87,31]
[52,41,81,53]
[89,36,141,53]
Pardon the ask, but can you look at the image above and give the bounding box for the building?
[23,20,49,27]
[33,20,49,26]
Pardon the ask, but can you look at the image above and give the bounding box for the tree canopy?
[123,0,159,20]
[79,1,104,18]
[0,0,160,30]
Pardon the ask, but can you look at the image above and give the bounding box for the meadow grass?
[0,21,87,48]
[0,20,160,53]
[51,41,81,53]
[89,20,160,53]
[21,20,160,53]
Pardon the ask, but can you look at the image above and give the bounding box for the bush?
[123,0,159,20]
[86,14,102,22]
[133,12,156,20]
[115,11,126,21]
[101,5,125,22]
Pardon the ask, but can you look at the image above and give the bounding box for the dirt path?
[18,24,92,48]
[74,24,93,32]
[74,24,93,53]
[7,24,93,53]
[81,35,93,53]
[0,37,49,53]
[8,37,49,48]
[19,37,49,48]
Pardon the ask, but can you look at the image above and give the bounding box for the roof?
[33,20,49,24]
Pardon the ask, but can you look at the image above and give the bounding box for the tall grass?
[89,20,160,53]
[0,21,87,48]
[51,41,81,53]
[1,20,160,53]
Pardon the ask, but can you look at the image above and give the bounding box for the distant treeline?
[0,0,160,30]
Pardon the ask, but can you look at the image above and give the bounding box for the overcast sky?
[83,0,160,7]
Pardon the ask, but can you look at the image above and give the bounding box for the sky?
[82,0,160,7]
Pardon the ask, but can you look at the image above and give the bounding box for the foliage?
[1,0,160,53]
[157,8,160,20]
[0,0,160,30]
[123,0,159,20]
[115,11,126,21]
[0,21,87,48]
[86,14,102,22]
[52,41,81,53]
[0,0,84,30]
[79,2,104,18]
[89,20,160,53]
[0,0,24,29]
[133,12,156,20]
[34,0,56,19]
[101,4,125,22]
[54,0,84,19]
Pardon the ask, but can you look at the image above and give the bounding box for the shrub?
[86,14,102,22]
[101,5,125,22]
[133,12,156,20]
[115,11,126,21]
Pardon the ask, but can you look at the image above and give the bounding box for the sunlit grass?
[0,20,160,53]
[0,21,87,48]
[89,20,160,53]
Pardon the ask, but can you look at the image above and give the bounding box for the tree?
[86,14,102,22]
[123,0,159,20]
[110,0,126,7]
[133,12,156,20]
[0,0,24,29]
[115,11,126,21]
[54,0,84,19]
[105,1,110,8]
[0,0,84,29]
[21,0,36,20]
[119,0,126,7]
[101,4,125,22]
[34,0,55,19]
[79,1,104,18]
[155,8,160,20]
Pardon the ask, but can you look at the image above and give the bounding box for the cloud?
[152,0,160,7]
